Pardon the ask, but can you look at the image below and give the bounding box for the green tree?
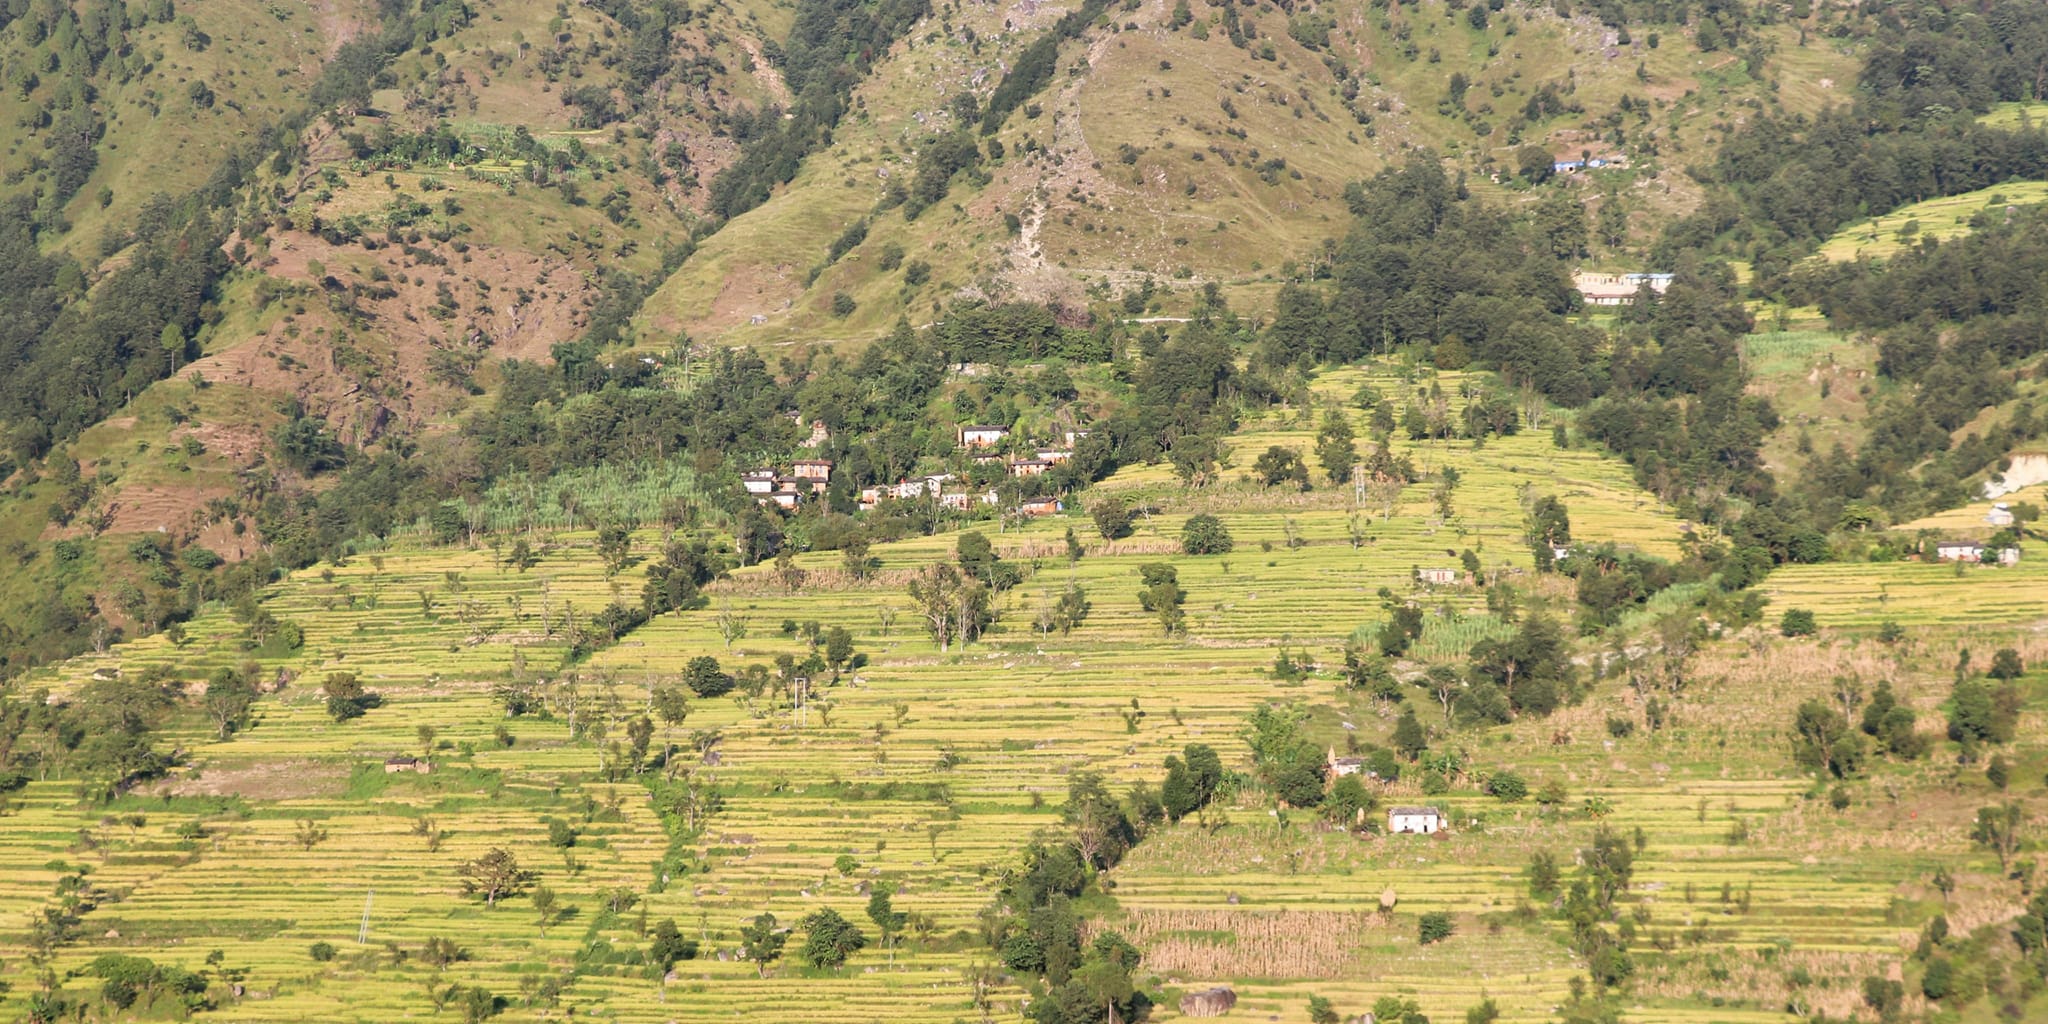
[866,883,908,960]
[741,913,786,977]
[1779,608,1818,637]
[649,918,699,971]
[798,907,868,968]
[1314,410,1357,484]
[1090,498,1133,540]
[1970,802,2023,871]
[1181,514,1233,555]
[1487,770,1528,802]
[683,656,734,698]
[202,665,258,740]
[1309,994,1342,1024]
[1791,699,1864,778]
[321,672,375,722]
[458,849,535,907]
[1253,446,1311,490]
[1137,564,1186,636]
[1526,495,1571,570]
[1949,677,2021,744]
[1988,648,2024,680]
[1392,707,1428,760]
[1419,911,1455,944]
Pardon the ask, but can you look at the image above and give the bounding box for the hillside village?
[1,1,2048,1024]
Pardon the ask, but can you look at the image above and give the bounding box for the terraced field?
[1813,181,2048,263]
[4,368,2045,1022]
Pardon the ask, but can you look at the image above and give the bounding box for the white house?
[1327,747,1367,777]
[1935,540,1985,563]
[1987,503,2015,527]
[959,425,1010,449]
[1573,271,1673,307]
[1389,805,1443,835]
[741,469,778,495]
[1019,496,1064,518]
[1999,546,2022,566]
[1418,567,1458,586]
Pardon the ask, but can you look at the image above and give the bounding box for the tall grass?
[1740,332,1850,377]
[478,458,708,532]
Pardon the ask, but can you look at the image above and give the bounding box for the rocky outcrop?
[1179,986,1237,1017]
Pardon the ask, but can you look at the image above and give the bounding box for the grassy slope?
[0,0,382,261]
[639,2,1858,346]
[5,364,2045,1023]
[0,0,798,658]
[1813,180,2048,263]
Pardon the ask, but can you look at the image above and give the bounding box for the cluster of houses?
[1573,270,1674,307]
[741,423,1078,519]
[1926,504,2025,564]
[1553,154,1628,173]
[1933,539,2022,565]
[1327,749,1446,834]
[957,424,1080,480]
[742,460,836,510]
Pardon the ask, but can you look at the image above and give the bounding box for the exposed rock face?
[1179,986,1237,1017]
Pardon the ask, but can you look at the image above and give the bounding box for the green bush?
[309,941,336,962]
[1181,513,1233,555]
[1487,770,1527,802]
[1419,911,1454,944]
[1779,608,1817,637]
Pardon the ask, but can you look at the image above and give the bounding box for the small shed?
[1019,497,1064,518]
[1998,546,2022,566]
[1389,805,1443,834]
[1179,987,1237,1017]
[1418,567,1458,586]
[1987,503,2015,527]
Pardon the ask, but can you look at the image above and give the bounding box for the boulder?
[1179,986,1237,1017]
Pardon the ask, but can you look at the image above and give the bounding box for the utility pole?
[358,889,374,945]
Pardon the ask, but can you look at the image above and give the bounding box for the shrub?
[1988,648,2024,680]
[830,292,857,317]
[799,907,868,968]
[309,942,336,962]
[1487,770,1527,802]
[1182,513,1233,555]
[1419,911,1455,944]
[1779,608,1817,637]
[1091,499,1133,541]
[1922,957,1953,1000]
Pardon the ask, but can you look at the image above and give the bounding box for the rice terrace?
[6,1,2048,1024]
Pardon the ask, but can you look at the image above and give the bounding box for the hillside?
[636,0,1857,344]
[7,2,2048,1023]
[4,361,2047,1024]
